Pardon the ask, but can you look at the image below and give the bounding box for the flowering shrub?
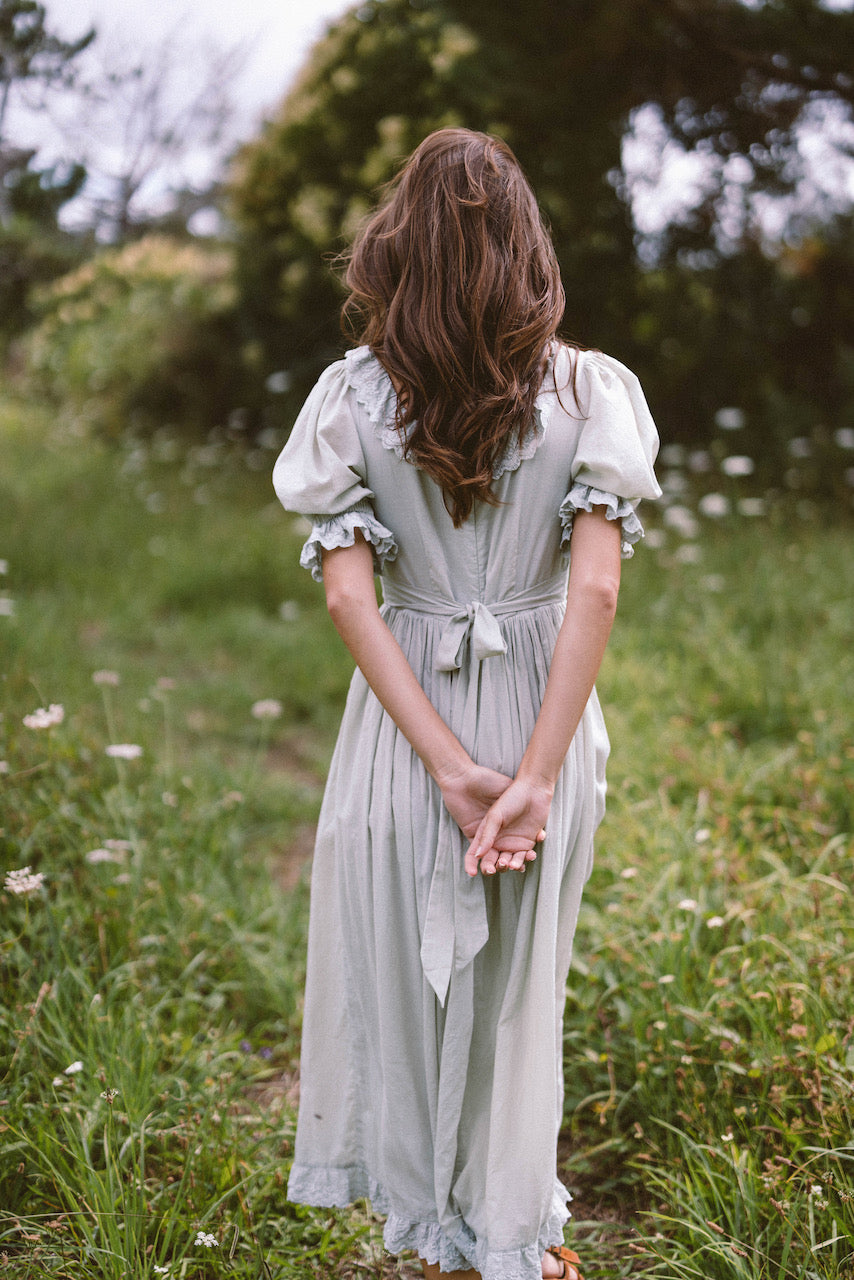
[21,235,244,437]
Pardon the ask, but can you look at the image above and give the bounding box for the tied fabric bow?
[434,601,508,672]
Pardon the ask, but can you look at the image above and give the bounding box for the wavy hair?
[342,128,571,525]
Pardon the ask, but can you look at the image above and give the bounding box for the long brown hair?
[342,128,568,525]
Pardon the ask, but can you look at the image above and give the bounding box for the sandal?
[547,1245,584,1280]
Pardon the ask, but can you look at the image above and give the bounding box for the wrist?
[429,746,474,787]
[515,762,557,798]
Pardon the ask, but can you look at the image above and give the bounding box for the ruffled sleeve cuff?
[559,483,645,560]
[299,499,399,582]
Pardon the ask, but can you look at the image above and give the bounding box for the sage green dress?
[273,343,660,1280]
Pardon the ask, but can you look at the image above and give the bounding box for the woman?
[273,127,660,1280]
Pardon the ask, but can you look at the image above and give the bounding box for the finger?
[478,846,502,876]
[464,811,504,877]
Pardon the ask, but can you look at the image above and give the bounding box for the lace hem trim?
[342,346,547,480]
[559,482,645,560]
[287,1162,571,1280]
[299,499,398,583]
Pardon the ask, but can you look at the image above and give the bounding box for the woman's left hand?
[437,763,544,870]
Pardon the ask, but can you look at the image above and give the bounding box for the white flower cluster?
[22,704,64,730]
[194,1231,218,1248]
[4,866,45,896]
[105,743,143,759]
[251,699,283,720]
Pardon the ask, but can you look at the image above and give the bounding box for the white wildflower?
[706,915,725,929]
[23,703,64,730]
[194,1231,218,1248]
[0,596,14,617]
[721,1131,734,1142]
[105,743,142,759]
[659,443,686,467]
[643,528,665,549]
[153,1268,170,1276]
[834,427,854,449]
[100,1088,118,1102]
[64,1060,84,1075]
[92,670,120,686]
[721,455,755,478]
[674,543,702,564]
[85,848,125,864]
[620,866,639,879]
[715,407,745,431]
[688,449,713,473]
[251,699,283,720]
[695,828,711,843]
[4,866,45,896]
[787,437,812,459]
[658,974,676,985]
[698,493,730,518]
[0,760,9,774]
[662,505,699,539]
[677,898,699,911]
[0,559,7,573]
[265,370,292,395]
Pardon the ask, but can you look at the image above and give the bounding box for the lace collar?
[342,345,551,480]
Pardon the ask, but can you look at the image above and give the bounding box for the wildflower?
[659,443,686,467]
[810,1183,824,1197]
[721,1131,734,1142]
[0,559,7,573]
[674,543,701,564]
[279,600,301,622]
[0,596,14,616]
[706,916,725,929]
[715,407,745,431]
[698,493,730,518]
[101,1088,118,1103]
[620,866,638,879]
[662,504,699,539]
[251,699,283,720]
[688,449,712,472]
[105,743,142,759]
[265,370,291,395]
[658,974,676,985]
[4,866,45,896]
[64,1061,84,1075]
[0,760,9,774]
[92,670,120,686]
[23,703,64,729]
[835,427,854,449]
[788,437,812,458]
[677,898,698,911]
[85,848,125,864]
[695,828,711,843]
[643,528,665,549]
[195,1231,218,1248]
[721,455,755,478]
[154,1268,170,1275]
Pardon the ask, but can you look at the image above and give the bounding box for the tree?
[228,0,854,468]
[0,0,93,340]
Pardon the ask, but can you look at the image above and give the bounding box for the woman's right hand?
[463,776,554,877]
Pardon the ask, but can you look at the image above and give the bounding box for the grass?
[1,394,852,1278]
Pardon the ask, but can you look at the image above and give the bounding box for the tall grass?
[1,396,852,1277]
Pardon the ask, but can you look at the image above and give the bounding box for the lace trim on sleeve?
[559,482,645,560]
[299,499,398,583]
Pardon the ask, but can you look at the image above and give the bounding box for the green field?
[1,397,852,1278]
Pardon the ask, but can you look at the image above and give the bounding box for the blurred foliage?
[228,0,854,489]
[19,235,246,437]
[0,1,94,341]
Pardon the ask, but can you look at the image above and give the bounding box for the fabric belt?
[382,573,567,672]
[380,572,567,1004]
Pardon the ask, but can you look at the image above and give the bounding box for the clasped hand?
[437,764,552,879]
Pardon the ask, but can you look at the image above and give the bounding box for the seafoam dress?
[273,343,660,1280]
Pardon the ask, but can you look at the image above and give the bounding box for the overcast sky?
[50,0,354,125]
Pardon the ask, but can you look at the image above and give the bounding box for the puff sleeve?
[559,351,662,558]
[272,361,398,582]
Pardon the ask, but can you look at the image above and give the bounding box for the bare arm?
[464,506,623,876]
[321,535,525,839]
